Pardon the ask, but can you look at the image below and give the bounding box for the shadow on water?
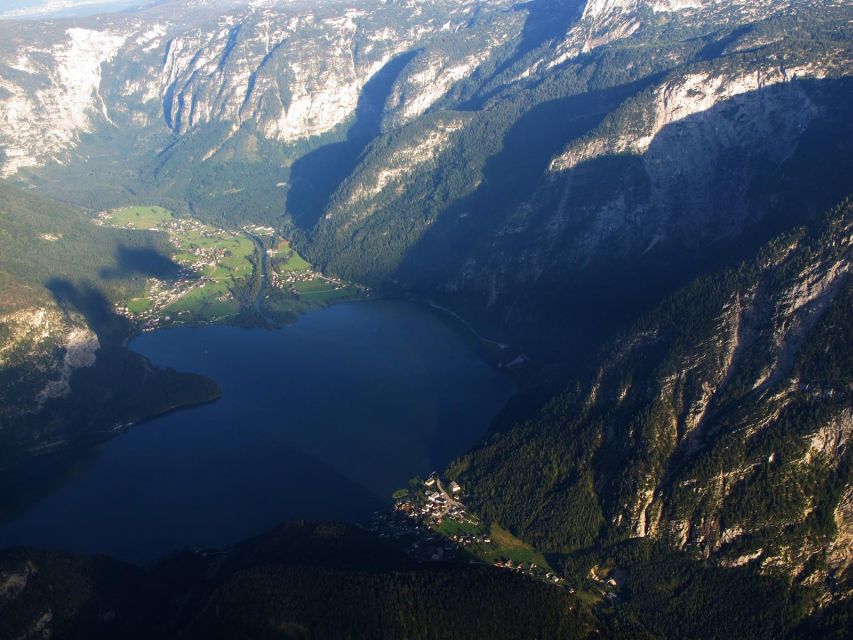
[0,278,128,519]
[287,50,418,231]
[0,448,102,523]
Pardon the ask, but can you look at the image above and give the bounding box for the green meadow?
[102,206,366,327]
[104,206,173,229]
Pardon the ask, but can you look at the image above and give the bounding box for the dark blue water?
[0,301,512,563]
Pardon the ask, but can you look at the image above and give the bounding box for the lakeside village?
[96,211,229,329]
[266,261,355,295]
[261,233,371,298]
[368,473,569,588]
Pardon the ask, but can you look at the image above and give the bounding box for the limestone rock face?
[0,26,127,176]
[0,0,849,612]
[0,305,99,417]
[0,0,520,176]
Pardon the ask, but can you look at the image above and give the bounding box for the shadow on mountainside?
[492,0,585,81]
[394,75,661,289]
[99,244,187,282]
[696,24,754,62]
[394,77,853,364]
[459,0,586,111]
[0,276,219,507]
[286,50,419,231]
[46,279,132,347]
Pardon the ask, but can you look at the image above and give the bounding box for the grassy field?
[480,523,552,569]
[436,518,483,537]
[429,510,554,572]
[263,238,366,320]
[103,206,173,229]
[271,240,312,272]
[101,206,258,325]
[127,297,153,313]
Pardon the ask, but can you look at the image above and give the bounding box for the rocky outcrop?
[0,305,99,416]
[339,116,467,218]
[0,26,126,176]
[0,0,519,176]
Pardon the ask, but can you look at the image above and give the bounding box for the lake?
[0,301,512,563]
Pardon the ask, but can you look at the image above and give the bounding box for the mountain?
[0,521,605,640]
[0,0,851,636]
[2,206,849,640]
[0,182,218,471]
[451,200,852,604]
[1,0,847,358]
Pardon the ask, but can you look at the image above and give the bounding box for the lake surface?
[0,301,512,563]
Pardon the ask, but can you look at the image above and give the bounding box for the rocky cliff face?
[0,305,99,418]
[0,25,127,176]
[605,207,853,600]
[0,306,101,455]
[0,0,521,176]
[303,0,851,361]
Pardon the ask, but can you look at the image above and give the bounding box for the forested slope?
[0,183,218,471]
[0,522,608,640]
[451,200,852,607]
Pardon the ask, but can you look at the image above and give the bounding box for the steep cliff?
[306,1,851,359]
[0,0,521,177]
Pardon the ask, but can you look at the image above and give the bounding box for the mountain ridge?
[0,1,851,635]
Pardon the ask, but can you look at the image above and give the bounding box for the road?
[434,478,465,519]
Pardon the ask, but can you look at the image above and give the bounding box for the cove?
[0,301,512,563]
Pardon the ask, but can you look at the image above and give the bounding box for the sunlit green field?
[432,517,552,571]
[100,206,258,323]
[293,279,353,301]
[163,232,254,321]
[476,523,552,569]
[101,205,365,327]
[277,250,311,272]
[104,206,173,229]
[127,297,153,313]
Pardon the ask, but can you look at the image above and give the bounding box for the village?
[94,206,257,327]
[368,473,567,587]
[113,275,222,331]
[267,264,351,295]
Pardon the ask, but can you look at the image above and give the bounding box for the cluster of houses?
[394,492,479,535]
[366,473,576,591]
[101,213,248,327]
[588,566,622,601]
[242,224,276,236]
[493,559,565,584]
[268,264,349,297]
[367,474,480,562]
[114,274,202,330]
[367,508,461,562]
[448,532,491,546]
